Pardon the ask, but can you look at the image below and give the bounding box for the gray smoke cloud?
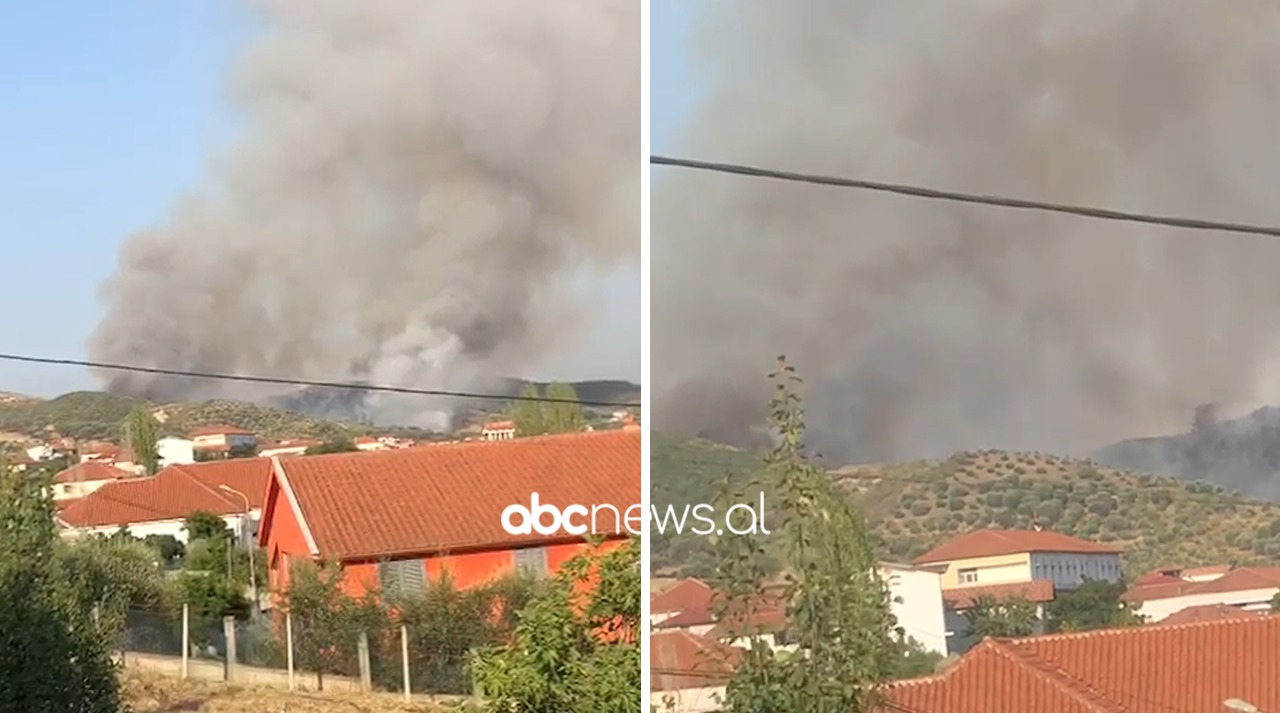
[89,0,639,430]
[654,1,1280,476]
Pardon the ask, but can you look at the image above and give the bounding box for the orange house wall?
[261,479,313,594]
[338,538,625,596]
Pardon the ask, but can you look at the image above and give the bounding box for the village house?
[1123,564,1280,623]
[257,427,640,601]
[50,460,136,501]
[912,528,1123,654]
[57,458,272,547]
[156,436,196,467]
[651,629,740,713]
[481,420,517,441]
[257,439,322,458]
[190,424,258,458]
[882,615,1280,713]
[652,563,948,658]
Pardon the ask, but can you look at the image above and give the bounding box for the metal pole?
[286,612,295,691]
[181,602,189,679]
[401,624,411,701]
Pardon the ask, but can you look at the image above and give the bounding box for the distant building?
[258,439,323,458]
[50,461,136,501]
[190,425,257,457]
[651,630,740,713]
[157,437,195,467]
[912,528,1122,654]
[481,420,517,441]
[1123,564,1280,623]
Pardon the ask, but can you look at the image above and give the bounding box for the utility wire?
[0,352,640,408]
[650,155,1280,238]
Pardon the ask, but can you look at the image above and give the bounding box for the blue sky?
[0,2,253,397]
[651,0,701,153]
[0,3,665,398]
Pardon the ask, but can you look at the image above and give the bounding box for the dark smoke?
[89,0,639,430]
[653,1,1280,490]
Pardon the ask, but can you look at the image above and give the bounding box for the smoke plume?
[654,1,1280,484]
[90,0,639,429]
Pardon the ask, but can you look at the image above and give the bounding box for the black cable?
[0,352,640,408]
[651,155,1280,238]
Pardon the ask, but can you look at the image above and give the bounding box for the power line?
[0,352,640,408]
[650,155,1280,239]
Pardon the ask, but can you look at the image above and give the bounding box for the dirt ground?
[122,671,465,713]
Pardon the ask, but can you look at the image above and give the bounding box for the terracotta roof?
[883,615,1280,713]
[704,603,789,640]
[268,428,639,561]
[942,579,1056,610]
[651,578,715,620]
[650,630,741,692]
[190,424,254,437]
[1124,566,1280,603]
[59,458,272,528]
[914,529,1122,564]
[1159,604,1266,626]
[53,461,133,484]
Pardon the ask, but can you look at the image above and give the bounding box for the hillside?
[0,391,429,443]
[652,434,1280,579]
[1095,405,1280,501]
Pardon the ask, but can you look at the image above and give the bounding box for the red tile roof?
[914,529,1122,564]
[53,461,133,484]
[1124,567,1280,603]
[1159,604,1266,626]
[942,579,1056,610]
[883,615,1280,713]
[59,458,272,528]
[270,428,639,561]
[651,578,715,620]
[650,630,741,692]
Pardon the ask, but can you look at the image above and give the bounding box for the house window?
[513,547,549,576]
[957,568,978,584]
[378,558,427,599]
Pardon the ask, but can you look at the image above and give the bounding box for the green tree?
[1045,578,1144,632]
[715,358,900,713]
[889,635,946,679]
[507,383,587,436]
[0,464,122,712]
[1271,590,1280,612]
[122,405,160,475]
[277,560,385,690]
[470,539,640,713]
[542,383,588,434]
[508,385,547,436]
[184,510,231,542]
[56,534,166,632]
[962,595,1039,640]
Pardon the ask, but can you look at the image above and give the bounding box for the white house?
[882,561,950,657]
[1124,565,1280,622]
[50,461,135,501]
[651,630,738,713]
[157,437,196,467]
[57,459,273,548]
[258,439,321,458]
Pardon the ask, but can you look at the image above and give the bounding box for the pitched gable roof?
[1124,566,1280,603]
[59,458,273,529]
[941,579,1056,610]
[651,578,714,618]
[1159,604,1265,626]
[914,529,1121,564]
[53,460,132,484]
[883,616,1280,713]
[268,428,639,561]
[650,630,741,692]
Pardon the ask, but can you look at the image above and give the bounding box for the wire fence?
[115,605,480,698]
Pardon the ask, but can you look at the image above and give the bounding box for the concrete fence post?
[357,631,372,692]
[401,624,411,701]
[181,603,189,680]
[285,611,295,691]
[223,616,238,682]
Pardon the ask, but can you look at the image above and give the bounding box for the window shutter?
[513,547,548,576]
[378,559,428,598]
